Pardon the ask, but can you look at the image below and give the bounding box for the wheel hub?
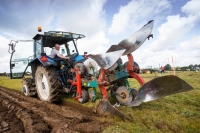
[22,86,26,93]
[116,86,131,105]
[37,73,50,100]
[42,82,45,89]
[120,92,126,99]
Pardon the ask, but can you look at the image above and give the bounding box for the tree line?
[164,64,200,71]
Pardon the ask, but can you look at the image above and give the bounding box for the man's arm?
[57,53,70,59]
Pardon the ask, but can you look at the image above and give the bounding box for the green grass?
[0,76,22,90]
[0,71,200,132]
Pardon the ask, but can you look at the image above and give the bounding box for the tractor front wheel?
[22,78,36,96]
[35,66,61,103]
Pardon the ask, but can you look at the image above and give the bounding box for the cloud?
[53,0,107,36]
[78,31,109,54]
[0,35,33,73]
[180,35,200,50]
[192,50,200,58]
[150,0,200,52]
[0,0,54,39]
[0,36,14,72]
[131,39,200,68]
[0,0,109,72]
[132,48,173,68]
[0,0,107,39]
[0,35,10,57]
[108,0,171,35]
[176,50,200,66]
[182,0,200,17]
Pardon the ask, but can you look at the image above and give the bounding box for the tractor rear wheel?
[35,66,61,103]
[22,78,36,96]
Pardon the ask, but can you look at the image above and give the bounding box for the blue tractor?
[8,31,98,103]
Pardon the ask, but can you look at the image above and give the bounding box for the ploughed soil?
[0,86,110,133]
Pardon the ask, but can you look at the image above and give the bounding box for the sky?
[0,0,200,73]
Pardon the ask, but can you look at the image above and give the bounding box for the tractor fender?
[75,55,85,62]
[30,57,57,67]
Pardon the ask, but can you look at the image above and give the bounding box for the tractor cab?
[33,31,85,58]
[8,31,86,79]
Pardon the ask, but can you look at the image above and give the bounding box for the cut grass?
[0,76,22,91]
[0,71,200,132]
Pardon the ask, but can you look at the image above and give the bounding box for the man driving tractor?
[50,43,70,59]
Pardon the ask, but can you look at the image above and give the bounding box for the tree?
[25,71,31,75]
[164,64,171,70]
[189,64,193,69]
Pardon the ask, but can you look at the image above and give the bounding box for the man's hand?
[65,56,70,60]
[57,53,70,60]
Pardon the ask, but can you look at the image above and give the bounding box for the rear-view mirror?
[61,48,65,54]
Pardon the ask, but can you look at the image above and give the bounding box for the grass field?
[0,71,200,133]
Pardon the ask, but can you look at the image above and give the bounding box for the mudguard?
[30,57,57,67]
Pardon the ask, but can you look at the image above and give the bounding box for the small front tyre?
[22,78,36,96]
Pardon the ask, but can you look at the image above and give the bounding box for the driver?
[50,44,69,60]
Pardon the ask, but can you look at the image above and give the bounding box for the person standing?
[161,66,164,73]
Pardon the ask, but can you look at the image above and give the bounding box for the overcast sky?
[0,0,200,73]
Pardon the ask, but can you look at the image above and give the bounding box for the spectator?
[161,66,164,73]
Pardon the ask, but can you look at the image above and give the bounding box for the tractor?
[8,20,193,111]
[8,31,100,103]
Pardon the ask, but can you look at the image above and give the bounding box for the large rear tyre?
[35,66,61,103]
[22,78,36,96]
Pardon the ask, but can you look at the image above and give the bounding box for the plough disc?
[106,20,154,55]
[95,75,193,120]
[88,49,125,69]
[92,20,193,119]
[126,75,193,107]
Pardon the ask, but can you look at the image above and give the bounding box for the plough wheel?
[77,90,89,103]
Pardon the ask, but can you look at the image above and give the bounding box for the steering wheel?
[65,53,78,67]
[69,53,78,61]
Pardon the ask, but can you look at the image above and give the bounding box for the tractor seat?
[47,56,64,69]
